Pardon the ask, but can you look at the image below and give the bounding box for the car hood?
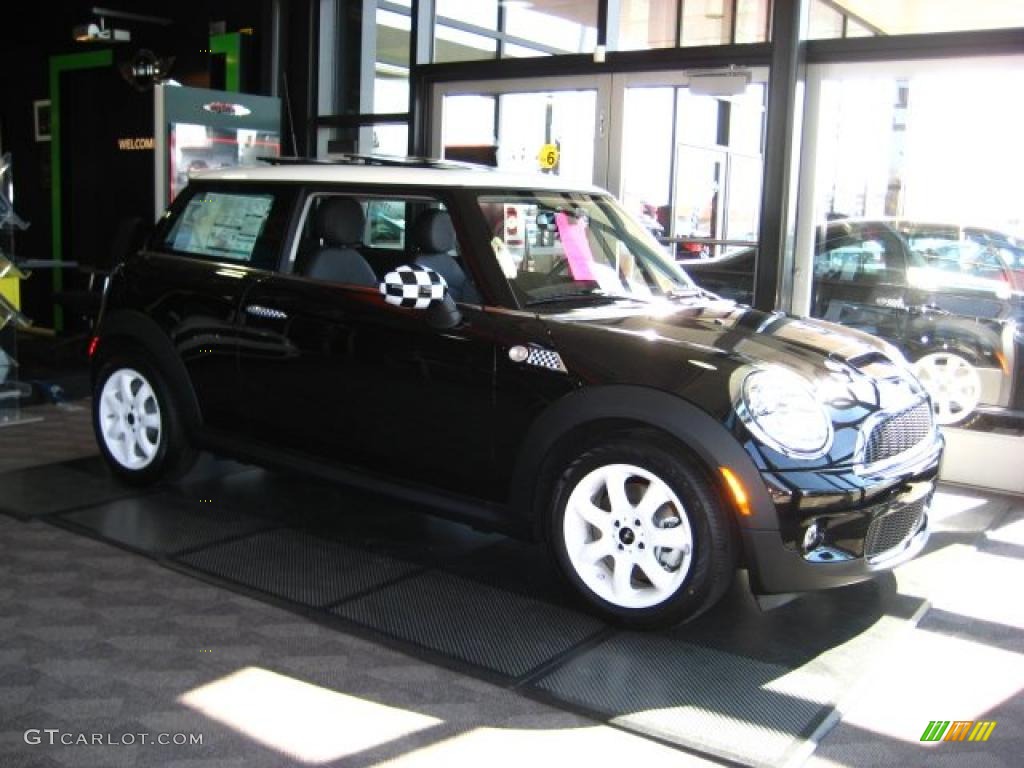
[540,298,929,472]
[541,298,898,383]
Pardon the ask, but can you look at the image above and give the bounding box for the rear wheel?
[913,351,982,426]
[549,433,736,628]
[93,356,196,485]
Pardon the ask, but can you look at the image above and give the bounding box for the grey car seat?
[305,198,378,286]
[411,209,481,303]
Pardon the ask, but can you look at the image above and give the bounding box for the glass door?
[429,68,768,288]
[608,70,769,272]
[431,76,610,187]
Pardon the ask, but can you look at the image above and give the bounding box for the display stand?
[0,153,38,426]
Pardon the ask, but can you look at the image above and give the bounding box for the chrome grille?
[865,498,926,561]
[862,400,933,466]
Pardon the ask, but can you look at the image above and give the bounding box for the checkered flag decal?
[380,265,448,309]
[527,345,567,372]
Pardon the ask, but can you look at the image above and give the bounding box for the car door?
[809,223,909,346]
[141,182,297,430]
[236,190,498,499]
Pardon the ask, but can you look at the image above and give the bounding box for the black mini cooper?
[90,157,943,627]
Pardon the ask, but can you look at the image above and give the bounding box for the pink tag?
[555,212,595,281]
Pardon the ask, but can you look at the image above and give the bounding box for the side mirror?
[379,264,462,329]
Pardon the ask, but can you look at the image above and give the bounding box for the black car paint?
[94,182,943,596]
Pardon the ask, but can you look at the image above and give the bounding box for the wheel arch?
[92,309,203,435]
[509,385,778,535]
[907,316,1003,367]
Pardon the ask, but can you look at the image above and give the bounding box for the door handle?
[245,304,288,320]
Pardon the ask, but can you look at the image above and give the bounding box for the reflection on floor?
[0,400,97,473]
[1,408,1021,767]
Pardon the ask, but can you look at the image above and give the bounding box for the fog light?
[802,521,823,553]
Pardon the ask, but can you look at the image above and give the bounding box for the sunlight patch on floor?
[831,624,1024,746]
[179,666,442,764]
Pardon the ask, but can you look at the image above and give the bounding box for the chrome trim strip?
[245,304,288,320]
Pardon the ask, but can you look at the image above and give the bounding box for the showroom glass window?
[803,0,1024,39]
[433,0,597,62]
[790,58,1024,435]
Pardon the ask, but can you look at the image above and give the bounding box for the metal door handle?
[245,304,288,320]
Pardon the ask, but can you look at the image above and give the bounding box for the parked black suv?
[685,218,1024,426]
[90,159,943,627]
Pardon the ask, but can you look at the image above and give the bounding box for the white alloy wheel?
[562,462,694,609]
[913,352,982,426]
[98,367,163,470]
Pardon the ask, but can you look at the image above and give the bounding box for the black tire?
[92,353,197,486]
[548,431,736,628]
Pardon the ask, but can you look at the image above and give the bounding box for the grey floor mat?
[177,528,419,608]
[333,569,607,679]
[0,462,140,520]
[531,576,924,767]
[59,494,276,556]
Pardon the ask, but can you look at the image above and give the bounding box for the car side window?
[161,187,291,271]
[290,193,480,300]
[815,235,900,284]
[365,199,406,250]
[909,236,1008,283]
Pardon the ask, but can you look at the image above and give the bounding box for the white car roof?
[193,162,608,195]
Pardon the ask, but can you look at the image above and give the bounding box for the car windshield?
[476,191,698,307]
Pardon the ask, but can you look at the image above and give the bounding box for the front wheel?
[548,434,736,628]
[912,351,982,426]
[93,356,196,485]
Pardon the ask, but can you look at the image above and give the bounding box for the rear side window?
[816,235,902,284]
[161,188,291,270]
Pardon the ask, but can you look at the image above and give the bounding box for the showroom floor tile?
[2,443,1021,767]
[0,401,97,474]
[0,514,717,768]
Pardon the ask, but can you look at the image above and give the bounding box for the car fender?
[93,308,203,434]
[509,384,778,531]
[905,314,1004,365]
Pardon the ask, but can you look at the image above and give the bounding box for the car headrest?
[411,209,456,254]
[315,197,365,246]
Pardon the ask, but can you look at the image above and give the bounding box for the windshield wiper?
[525,288,651,307]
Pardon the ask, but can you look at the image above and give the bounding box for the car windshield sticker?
[170,193,274,261]
[555,211,596,281]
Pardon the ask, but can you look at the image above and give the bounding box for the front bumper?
[743,435,942,595]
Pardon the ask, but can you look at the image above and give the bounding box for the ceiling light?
[73,18,130,43]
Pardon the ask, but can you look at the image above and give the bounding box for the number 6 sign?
[537,143,559,170]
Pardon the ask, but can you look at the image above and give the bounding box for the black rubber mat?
[59,494,274,556]
[166,468,301,523]
[531,576,924,767]
[170,468,502,564]
[0,462,140,520]
[442,538,583,609]
[676,573,923,666]
[177,528,419,608]
[333,569,606,679]
[534,634,829,766]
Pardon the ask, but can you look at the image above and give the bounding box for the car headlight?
[732,366,834,460]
